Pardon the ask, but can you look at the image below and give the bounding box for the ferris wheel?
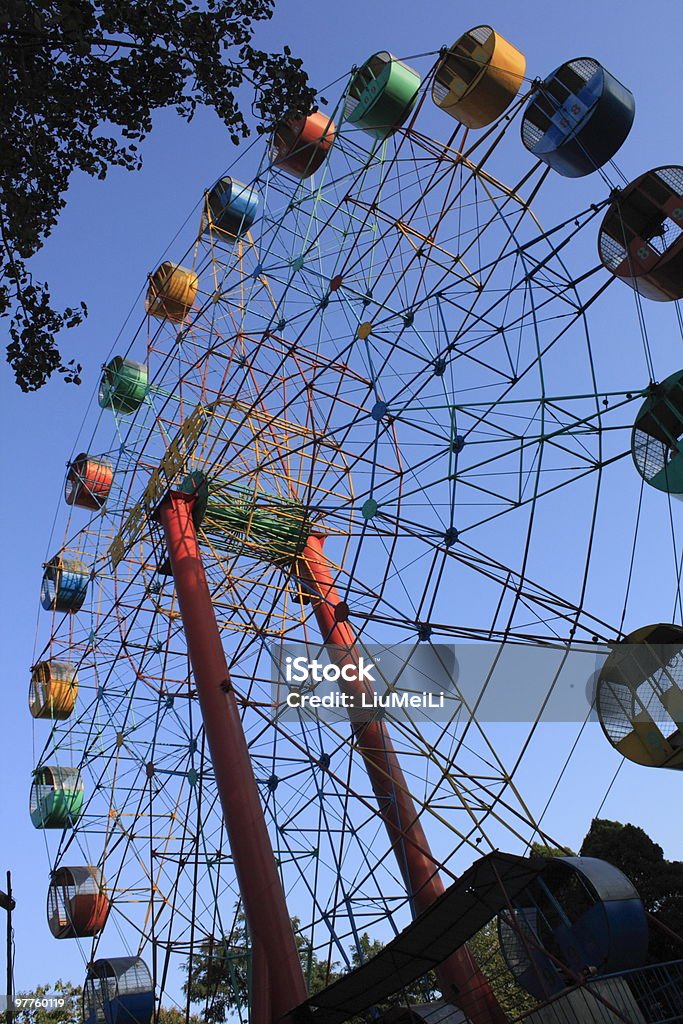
[29,21,683,1024]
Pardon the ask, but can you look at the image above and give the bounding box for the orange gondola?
[65,453,114,509]
[29,660,78,719]
[47,866,109,939]
[145,262,199,322]
[432,25,526,128]
[271,112,336,179]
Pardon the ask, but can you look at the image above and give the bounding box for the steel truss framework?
[31,47,683,1023]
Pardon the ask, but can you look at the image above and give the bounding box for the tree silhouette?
[580,818,683,962]
[1,0,315,391]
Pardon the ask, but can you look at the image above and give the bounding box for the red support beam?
[158,491,307,1021]
[297,533,508,1024]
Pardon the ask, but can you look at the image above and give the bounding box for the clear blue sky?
[2,0,683,1000]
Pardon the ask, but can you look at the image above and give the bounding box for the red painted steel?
[298,533,508,1024]
[158,491,307,1021]
[251,941,272,1023]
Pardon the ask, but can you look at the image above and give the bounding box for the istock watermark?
[273,644,456,722]
[284,654,378,685]
[270,641,620,724]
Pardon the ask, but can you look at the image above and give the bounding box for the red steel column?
[298,534,508,1024]
[158,491,307,1021]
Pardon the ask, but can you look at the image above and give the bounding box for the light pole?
[0,872,15,1024]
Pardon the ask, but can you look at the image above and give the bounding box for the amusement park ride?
[29,20,683,1024]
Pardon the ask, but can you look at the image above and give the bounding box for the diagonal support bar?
[158,491,307,1021]
[297,534,508,1024]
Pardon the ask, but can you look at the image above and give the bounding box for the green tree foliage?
[184,914,333,1022]
[468,921,535,1021]
[184,933,250,1022]
[157,1006,204,1024]
[530,842,575,858]
[185,920,439,1021]
[580,818,683,963]
[1,0,316,391]
[11,981,83,1024]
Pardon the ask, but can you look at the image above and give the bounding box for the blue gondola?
[521,58,634,177]
[41,556,89,612]
[84,957,153,1024]
[202,177,259,239]
[499,856,648,999]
